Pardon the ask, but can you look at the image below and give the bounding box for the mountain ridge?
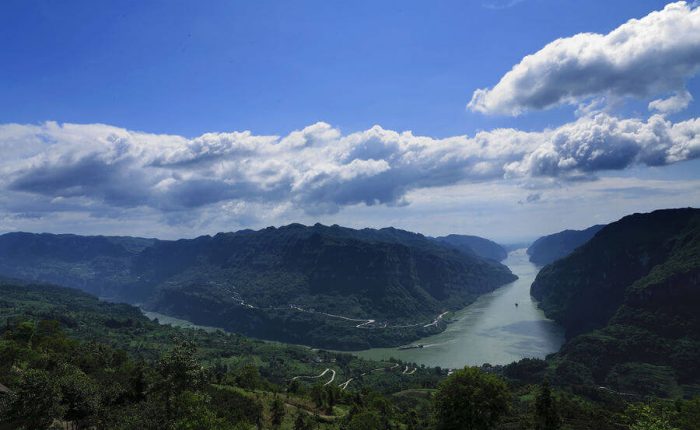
[0,223,516,349]
[432,234,508,261]
[527,224,605,266]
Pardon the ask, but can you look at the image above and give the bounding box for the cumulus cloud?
[468,1,700,115]
[1,114,699,222]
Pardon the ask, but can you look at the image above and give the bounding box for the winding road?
[293,361,417,392]
[292,368,336,386]
[287,304,449,331]
[423,311,449,328]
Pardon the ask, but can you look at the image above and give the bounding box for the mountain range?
[0,224,515,349]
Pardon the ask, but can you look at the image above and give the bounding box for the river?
[354,248,564,369]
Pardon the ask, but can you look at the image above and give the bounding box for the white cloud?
[1,114,699,225]
[648,90,694,114]
[468,2,700,115]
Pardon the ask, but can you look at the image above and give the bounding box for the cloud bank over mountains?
[2,2,699,236]
[468,1,700,115]
[1,113,699,219]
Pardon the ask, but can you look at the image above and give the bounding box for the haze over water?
[355,249,565,369]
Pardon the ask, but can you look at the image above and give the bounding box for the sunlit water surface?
[354,249,564,368]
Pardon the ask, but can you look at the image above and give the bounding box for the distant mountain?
[433,234,508,261]
[530,208,700,397]
[0,224,516,349]
[0,232,158,299]
[526,224,605,266]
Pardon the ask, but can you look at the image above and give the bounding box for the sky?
[1,0,699,242]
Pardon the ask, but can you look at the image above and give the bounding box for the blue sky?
[1,0,699,242]
[3,0,694,136]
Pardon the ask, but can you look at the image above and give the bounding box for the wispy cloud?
[482,0,526,10]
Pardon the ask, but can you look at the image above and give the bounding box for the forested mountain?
[530,208,700,397]
[432,234,508,261]
[0,232,158,299]
[0,224,516,349]
[526,224,605,266]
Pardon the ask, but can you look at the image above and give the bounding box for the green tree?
[59,366,101,428]
[154,340,207,420]
[676,397,700,430]
[172,391,234,430]
[625,404,679,430]
[271,395,285,428]
[253,397,264,430]
[2,369,64,429]
[6,321,35,347]
[294,410,313,430]
[33,319,69,352]
[433,367,510,430]
[534,380,560,430]
[235,365,261,390]
[324,384,340,414]
[310,384,325,409]
[346,410,383,430]
[406,410,419,430]
[129,357,149,402]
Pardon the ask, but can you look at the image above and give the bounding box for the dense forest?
[0,224,516,349]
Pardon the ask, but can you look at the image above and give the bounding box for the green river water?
[353,249,565,369]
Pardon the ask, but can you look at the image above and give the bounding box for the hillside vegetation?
[0,279,446,429]
[4,279,699,429]
[530,208,700,398]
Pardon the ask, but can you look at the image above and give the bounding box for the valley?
[140,247,566,370]
[5,2,700,427]
[2,208,700,429]
[355,249,565,368]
